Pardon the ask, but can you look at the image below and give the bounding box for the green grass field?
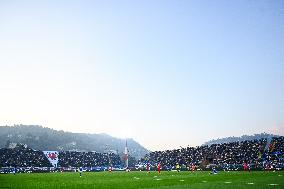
[0,171,283,189]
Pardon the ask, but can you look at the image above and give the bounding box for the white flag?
[43,151,59,167]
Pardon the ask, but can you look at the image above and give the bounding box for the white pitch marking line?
[247,183,254,185]
[268,184,279,186]
[202,181,207,183]
[156,178,162,181]
[224,181,232,184]
[180,180,185,182]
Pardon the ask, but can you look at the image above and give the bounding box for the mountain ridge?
[203,133,280,146]
[0,125,149,159]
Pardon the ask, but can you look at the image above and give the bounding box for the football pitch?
[0,171,283,189]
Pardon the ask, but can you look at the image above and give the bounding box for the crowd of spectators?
[1,137,283,172]
[0,144,121,169]
[139,137,284,170]
[0,144,51,167]
[270,137,284,153]
[58,151,121,167]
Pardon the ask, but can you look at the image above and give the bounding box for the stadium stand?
[58,151,121,167]
[139,136,284,171]
[0,137,283,173]
[0,144,51,167]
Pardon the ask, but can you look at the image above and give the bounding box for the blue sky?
[0,0,283,150]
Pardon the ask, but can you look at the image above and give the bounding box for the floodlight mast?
[124,139,128,169]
